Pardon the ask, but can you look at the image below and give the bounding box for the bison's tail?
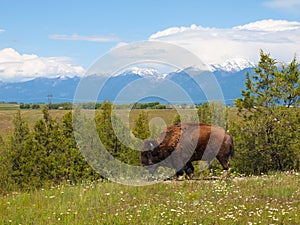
[230,141,235,158]
[226,132,235,158]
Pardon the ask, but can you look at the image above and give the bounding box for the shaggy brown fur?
[141,122,234,178]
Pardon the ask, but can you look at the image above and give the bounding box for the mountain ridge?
[0,64,253,105]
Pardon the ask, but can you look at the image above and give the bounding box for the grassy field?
[0,104,237,138]
[0,106,179,137]
[0,173,299,224]
[0,107,70,137]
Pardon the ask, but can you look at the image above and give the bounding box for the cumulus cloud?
[264,0,300,10]
[0,48,85,82]
[149,20,300,65]
[49,34,120,42]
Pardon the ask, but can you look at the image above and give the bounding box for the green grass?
[1,173,299,224]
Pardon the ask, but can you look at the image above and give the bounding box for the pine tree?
[95,101,140,166]
[9,110,32,187]
[279,56,300,107]
[235,50,299,110]
[12,110,29,145]
[61,111,100,183]
[232,51,300,174]
[132,111,150,140]
[0,133,15,193]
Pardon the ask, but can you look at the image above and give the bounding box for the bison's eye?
[152,150,159,157]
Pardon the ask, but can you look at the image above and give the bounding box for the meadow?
[0,104,71,137]
[0,173,299,225]
[0,104,179,137]
[0,104,299,224]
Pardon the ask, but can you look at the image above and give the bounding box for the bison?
[141,122,234,179]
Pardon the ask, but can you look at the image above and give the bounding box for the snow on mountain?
[57,75,68,80]
[119,67,167,79]
[107,58,256,84]
[209,58,255,73]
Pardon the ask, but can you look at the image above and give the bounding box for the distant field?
[0,104,237,137]
[0,103,19,111]
[0,106,179,137]
[0,173,299,224]
[0,106,70,137]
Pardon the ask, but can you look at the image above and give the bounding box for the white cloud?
[149,20,300,65]
[0,29,5,33]
[49,34,120,42]
[264,0,300,9]
[233,19,300,32]
[0,48,85,82]
[150,24,202,39]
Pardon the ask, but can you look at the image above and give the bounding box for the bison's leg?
[184,162,194,180]
[174,162,195,180]
[175,168,184,180]
[216,155,230,179]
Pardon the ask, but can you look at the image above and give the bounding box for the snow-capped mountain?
[209,58,255,73]
[118,67,167,80]
[0,59,258,105]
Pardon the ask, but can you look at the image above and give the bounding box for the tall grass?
[1,173,299,224]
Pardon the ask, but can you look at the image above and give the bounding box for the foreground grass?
[0,173,299,225]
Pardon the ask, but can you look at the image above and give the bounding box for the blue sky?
[1,0,300,81]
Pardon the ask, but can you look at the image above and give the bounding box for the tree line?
[0,51,299,193]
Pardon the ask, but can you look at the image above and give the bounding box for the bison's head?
[141,140,160,167]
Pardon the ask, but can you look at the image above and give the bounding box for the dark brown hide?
[141,122,234,178]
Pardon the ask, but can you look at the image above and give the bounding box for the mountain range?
[0,59,255,105]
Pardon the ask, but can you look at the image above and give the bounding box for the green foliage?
[49,102,73,110]
[232,51,300,175]
[95,101,140,166]
[19,103,40,109]
[197,102,227,128]
[0,133,16,194]
[61,111,100,183]
[231,107,300,175]
[80,102,102,109]
[235,50,300,110]
[133,102,166,109]
[12,110,30,145]
[132,111,150,140]
[8,110,33,189]
[19,103,31,109]
[279,56,300,107]
[31,104,40,109]
[0,107,101,192]
[172,114,181,124]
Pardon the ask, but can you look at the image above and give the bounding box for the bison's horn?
[150,142,154,148]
